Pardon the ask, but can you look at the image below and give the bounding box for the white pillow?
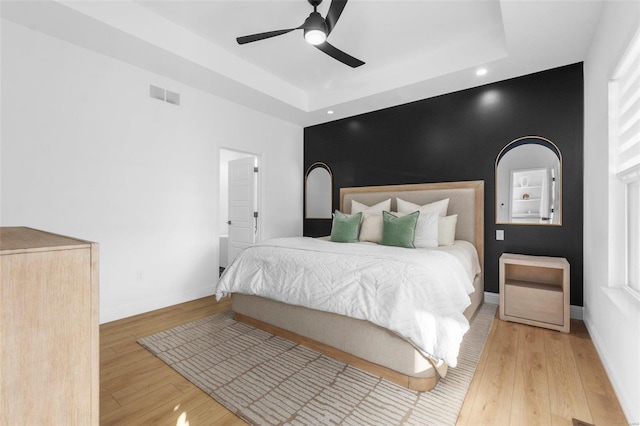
[397,198,449,217]
[414,211,439,248]
[351,198,391,215]
[395,211,439,248]
[359,214,384,243]
[438,215,458,246]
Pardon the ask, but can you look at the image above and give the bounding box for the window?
[610,25,640,294]
[628,178,640,291]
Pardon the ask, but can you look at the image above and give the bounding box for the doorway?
[219,149,259,270]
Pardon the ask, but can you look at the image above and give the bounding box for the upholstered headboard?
[340,181,484,270]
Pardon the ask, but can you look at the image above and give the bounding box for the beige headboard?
[340,181,484,270]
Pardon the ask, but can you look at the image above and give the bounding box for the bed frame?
[232,180,484,391]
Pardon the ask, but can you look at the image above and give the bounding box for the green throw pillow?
[330,211,362,243]
[379,211,419,248]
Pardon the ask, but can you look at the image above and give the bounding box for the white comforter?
[215,237,480,368]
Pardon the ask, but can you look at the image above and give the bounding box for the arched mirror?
[305,162,333,219]
[496,136,562,225]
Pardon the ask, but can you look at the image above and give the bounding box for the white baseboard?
[484,291,583,319]
[570,305,584,320]
[100,286,216,324]
[484,291,499,305]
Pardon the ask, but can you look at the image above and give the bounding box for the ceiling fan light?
[303,11,327,45]
[305,29,327,45]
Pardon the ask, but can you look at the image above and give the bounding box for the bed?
[216,181,484,391]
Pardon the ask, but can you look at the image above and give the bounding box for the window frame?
[609,24,640,297]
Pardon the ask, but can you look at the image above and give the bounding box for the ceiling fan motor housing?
[304,12,327,33]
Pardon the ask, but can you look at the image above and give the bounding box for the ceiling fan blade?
[325,0,347,35]
[236,28,297,45]
[315,41,364,68]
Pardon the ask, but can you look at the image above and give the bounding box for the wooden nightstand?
[499,253,570,333]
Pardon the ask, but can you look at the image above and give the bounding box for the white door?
[228,156,257,264]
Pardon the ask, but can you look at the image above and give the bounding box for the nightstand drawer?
[504,281,564,325]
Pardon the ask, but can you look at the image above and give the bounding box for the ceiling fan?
[236,0,365,68]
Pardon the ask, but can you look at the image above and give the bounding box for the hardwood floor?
[457,313,628,426]
[100,296,246,426]
[100,298,628,425]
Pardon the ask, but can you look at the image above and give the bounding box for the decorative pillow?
[413,211,439,248]
[330,211,362,243]
[359,213,384,243]
[438,214,458,246]
[394,211,439,248]
[379,211,419,248]
[396,197,449,217]
[351,199,391,215]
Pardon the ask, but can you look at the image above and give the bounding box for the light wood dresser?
[0,227,99,425]
[499,252,570,333]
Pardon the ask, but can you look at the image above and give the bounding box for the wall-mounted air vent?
[149,84,180,106]
[165,90,180,105]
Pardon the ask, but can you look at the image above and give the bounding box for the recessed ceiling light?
[327,110,334,115]
[476,68,488,76]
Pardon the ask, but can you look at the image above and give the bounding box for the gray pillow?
[379,211,419,248]
[330,211,362,243]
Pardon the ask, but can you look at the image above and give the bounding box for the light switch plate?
[496,230,504,240]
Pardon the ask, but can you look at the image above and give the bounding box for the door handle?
[227,220,231,225]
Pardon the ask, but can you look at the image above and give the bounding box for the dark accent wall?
[304,63,584,306]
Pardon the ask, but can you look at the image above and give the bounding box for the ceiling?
[1,0,604,127]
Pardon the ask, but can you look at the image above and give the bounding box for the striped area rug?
[138,303,496,426]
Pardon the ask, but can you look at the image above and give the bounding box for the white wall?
[583,2,640,423]
[0,20,303,323]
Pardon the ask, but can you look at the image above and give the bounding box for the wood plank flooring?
[100,296,246,426]
[458,313,628,426]
[100,298,628,425]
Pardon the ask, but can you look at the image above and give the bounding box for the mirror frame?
[304,162,333,219]
[495,135,562,226]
